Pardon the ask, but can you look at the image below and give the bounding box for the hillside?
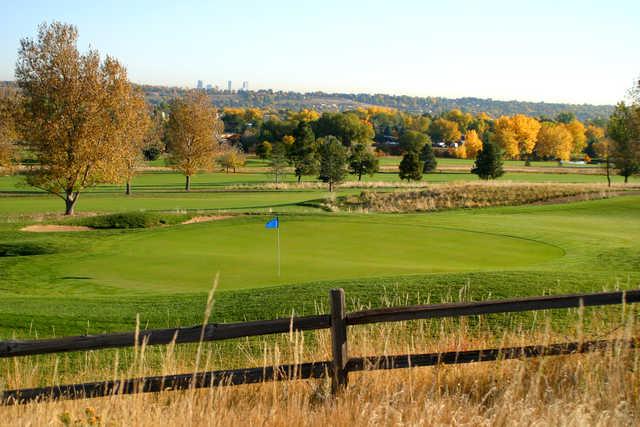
[0,81,613,121]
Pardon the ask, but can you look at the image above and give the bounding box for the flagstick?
[276,217,281,277]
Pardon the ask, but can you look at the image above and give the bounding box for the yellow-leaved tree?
[0,91,20,175]
[16,22,149,214]
[463,130,483,159]
[288,109,320,122]
[564,120,587,156]
[166,91,224,191]
[494,114,541,161]
[535,122,574,161]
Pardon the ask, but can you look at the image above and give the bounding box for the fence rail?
[1,288,638,405]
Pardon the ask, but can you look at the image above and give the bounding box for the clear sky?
[1,0,638,105]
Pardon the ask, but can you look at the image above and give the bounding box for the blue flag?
[265,217,279,229]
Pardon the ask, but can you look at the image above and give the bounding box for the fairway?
[30,216,562,293]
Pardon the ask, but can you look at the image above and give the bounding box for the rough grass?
[1,295,638,426]
[338,182,639,213]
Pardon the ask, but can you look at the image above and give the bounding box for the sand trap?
[21,224,94,233]
[181,215,232,225]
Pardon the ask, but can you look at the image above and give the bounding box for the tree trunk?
[329,180,333,192]
[625,175,629,183]
[606,160,611,187]
[125,181,132,196]
[358,170,362,181]
[64,194,78,216]
[297,174,301,183]
[185,175,191,191]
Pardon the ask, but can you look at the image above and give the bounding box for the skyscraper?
[196,80,203,90]
[242,81,249,91]
[227,80,232,92]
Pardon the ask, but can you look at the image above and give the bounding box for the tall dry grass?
[1,290,639,426]
[339,182,639,213]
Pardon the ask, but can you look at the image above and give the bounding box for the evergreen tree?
[420,143,438,173]
[318,136,348,191]
[398,151,423,181]
[348,143,379,181]
[471,141,504,180]
[290,122,319,182]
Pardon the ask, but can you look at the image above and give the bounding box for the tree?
[556,111,576,124]
[428,118,461,144]
[399,130,429,153]
[471,141,504,180]
[564,120,587,156]
[348,143,379,180]
[607,103,640,183]
[535,122,574,161]
[289,122,319,182]
[493,115,541,162]
[217,144,246,173]
[268,142,288,188]
[0,92,20,175]
[166,91,223,191]
[594,138,614,187]
[318,136,348,191]
[117,87,151,196]
[314,112,374,147]
[585,125,605,158]
[255,141,272,159]
[459,130,483,159]
[420,143,438,173]
[15,22,148,214]
[399,151,423,181]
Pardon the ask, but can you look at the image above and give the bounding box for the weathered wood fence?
[2,288,639,405]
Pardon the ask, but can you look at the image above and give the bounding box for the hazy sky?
[1,0,638,105]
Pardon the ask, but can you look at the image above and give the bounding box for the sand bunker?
[21,224,94,232]
[181,215,232,225]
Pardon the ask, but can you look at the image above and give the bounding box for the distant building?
[227,80,232,92]
[242,81,249,91]
[206,84,212,90]
[196,80,203,90]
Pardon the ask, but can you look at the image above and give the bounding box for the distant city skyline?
[1,1,639,105]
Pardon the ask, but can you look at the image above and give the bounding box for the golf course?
[1,165,638,338]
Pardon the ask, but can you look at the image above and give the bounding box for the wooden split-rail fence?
[1,288,639,405]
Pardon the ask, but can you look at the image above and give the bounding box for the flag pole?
[276,216,281,277]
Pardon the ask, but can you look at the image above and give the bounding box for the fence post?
[330,288,348,393]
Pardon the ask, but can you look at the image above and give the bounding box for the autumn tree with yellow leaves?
[166,91,224,191]
[535,123,574,161]
[493,114,541,161]
[15,22,150,214]
[0,91,20,174]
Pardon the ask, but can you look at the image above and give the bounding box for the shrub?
[73,212,189,229]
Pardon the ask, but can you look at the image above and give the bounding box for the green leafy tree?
[256,141,272,159]
[607,103,640,183]
[398,151,423,181]
[399,130,429,153]
[420,143,438,173]
[318,136,348,191]
[556,111,576,124]
[289,122,319,182]
[314,112,374,147]
[268,142,288,188]
[471,141,504,180]
[348,143,379,181]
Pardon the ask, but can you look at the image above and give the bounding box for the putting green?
[48,216,563,293]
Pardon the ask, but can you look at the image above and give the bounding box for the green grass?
[1,196,638,338]
[1,168,635,216]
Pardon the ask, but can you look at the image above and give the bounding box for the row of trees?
[0,22,248,213]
